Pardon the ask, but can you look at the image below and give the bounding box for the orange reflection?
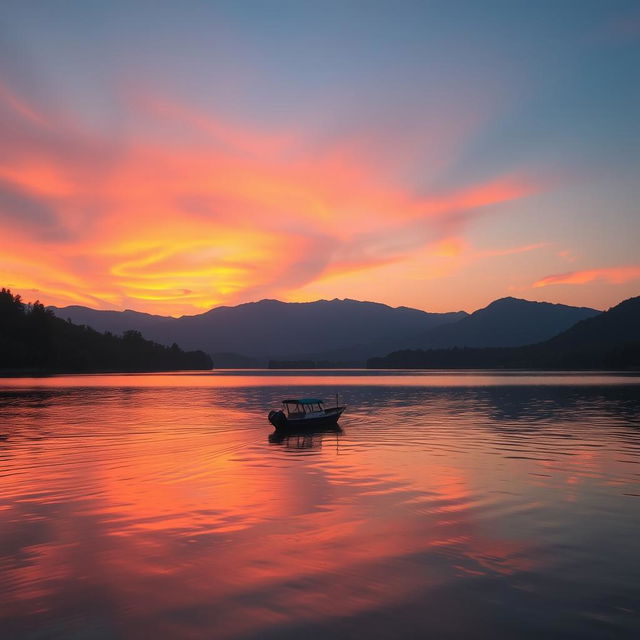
[2,377,638,638]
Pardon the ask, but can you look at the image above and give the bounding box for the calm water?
[1,371,639,639]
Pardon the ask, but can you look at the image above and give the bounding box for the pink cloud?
[533,265,640,288]
[0,78,544,314]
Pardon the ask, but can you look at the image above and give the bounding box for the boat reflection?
[268,424,343,450]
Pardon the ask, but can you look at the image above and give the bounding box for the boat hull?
[269,406,345,429]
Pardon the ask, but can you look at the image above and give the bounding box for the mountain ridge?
[51,298,468,363]
[409,296,600,350]
[367,296,639,370]
[50,296,601,366]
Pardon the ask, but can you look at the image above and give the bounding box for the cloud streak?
[533,266,640,288]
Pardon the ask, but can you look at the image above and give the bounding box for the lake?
[1,370,639,639]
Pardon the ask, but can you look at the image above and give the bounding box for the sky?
[1,0,639,316]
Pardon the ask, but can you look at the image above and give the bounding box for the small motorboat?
[268,397,346,429]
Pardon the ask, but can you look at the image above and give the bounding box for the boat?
[268,397,346,429]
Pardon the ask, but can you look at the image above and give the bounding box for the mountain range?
[50,296,600,366]
[412,297,599,349]
[368,296,640,369]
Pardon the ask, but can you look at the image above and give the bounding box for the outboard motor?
[268,409,287,429]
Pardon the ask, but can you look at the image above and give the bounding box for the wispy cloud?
[533,266,640,288]
[480,242,549,258]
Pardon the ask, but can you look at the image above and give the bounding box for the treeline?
[367,343,640,369]
[0,289,212,373]
[368,296,640,370]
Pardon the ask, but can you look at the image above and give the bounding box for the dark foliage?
[368,296,640,370]
[0,288,212,373]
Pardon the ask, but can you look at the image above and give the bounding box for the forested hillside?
[0,289,212,373]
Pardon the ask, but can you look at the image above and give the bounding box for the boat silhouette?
[268,397,346,429]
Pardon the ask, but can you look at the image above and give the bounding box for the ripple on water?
[0,374,639,639]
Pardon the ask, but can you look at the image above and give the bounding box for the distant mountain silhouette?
[51,299,467,364]
[1,289,212,373]
[545,296,639,351]
[410,297,600,349]
[368,296,640,369]
[49,306,173,334]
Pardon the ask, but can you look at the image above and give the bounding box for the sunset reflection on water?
[1,372,639,639]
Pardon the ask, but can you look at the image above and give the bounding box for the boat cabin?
[282,398,325,418]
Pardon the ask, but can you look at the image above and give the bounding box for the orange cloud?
[0,80,542,315]
[432,237,469,258]
[533,265,640,288]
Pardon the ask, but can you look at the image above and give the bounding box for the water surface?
[1,371,639,639]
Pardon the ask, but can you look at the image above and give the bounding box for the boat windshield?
[283,400,324,415]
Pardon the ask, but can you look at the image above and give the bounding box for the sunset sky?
[1,1,639,315]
